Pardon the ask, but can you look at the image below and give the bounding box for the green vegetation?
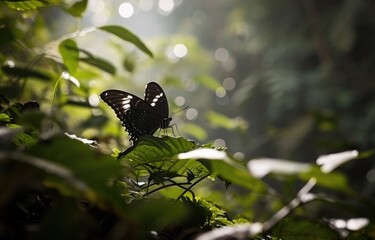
[1,1,374,239]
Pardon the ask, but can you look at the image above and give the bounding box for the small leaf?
[12,132,37,148]
[99,25,153,58]
[123,55,136,73]
[80,56,116,75]
[59,39,79,74]
[0,113,11,123]
[4,1,51,11]
[66,0,88,18]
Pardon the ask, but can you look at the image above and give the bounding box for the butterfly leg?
[169,123,182,137]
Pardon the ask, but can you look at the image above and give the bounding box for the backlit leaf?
[4,1,52,11]
[59,39,79,74]
[99,25,153,58]
[66,0,87,18]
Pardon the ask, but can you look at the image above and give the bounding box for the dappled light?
[1,0,375,239]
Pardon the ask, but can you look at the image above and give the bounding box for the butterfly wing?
[144,82,169,118]
[100,90,162,142]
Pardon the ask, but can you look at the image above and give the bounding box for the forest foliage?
[0,0,374,239]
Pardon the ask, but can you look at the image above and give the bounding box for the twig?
[195,178,317,240]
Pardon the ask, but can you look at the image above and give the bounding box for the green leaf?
[0,113,11,123]
[99,25,153,58]
[26,136,126,213]
[123,55,136,73]
[178,148,267,192]
[2,65,51,81]
[12,132,37,148]
[66,0,87,18]
[300,166,352,193]
[206,110,248,131]
[80,55,116,75]
[77,48,116,74]
[59,39,79,74]
[196,75,221,91]
[119,136,207,177]
[4,1,52,11]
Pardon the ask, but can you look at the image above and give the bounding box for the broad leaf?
[178,148,267,192]
[59,39,79,74]
[99,25,153,58]
[26,136,125,213]
[119,136,208,178]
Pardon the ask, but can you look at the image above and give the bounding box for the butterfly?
[100,82,172,143]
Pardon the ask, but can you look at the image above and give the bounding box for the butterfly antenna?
[171,105,189,117]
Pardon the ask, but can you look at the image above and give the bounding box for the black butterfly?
[100,82,172,143]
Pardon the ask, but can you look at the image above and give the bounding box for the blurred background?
[2,0,375,195]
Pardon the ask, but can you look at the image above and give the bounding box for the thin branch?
[195,178,317,240]
[176,173,210,201]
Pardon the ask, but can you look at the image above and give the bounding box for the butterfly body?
[100,82,171,142]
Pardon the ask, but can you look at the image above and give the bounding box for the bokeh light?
[214,48,229,62]
[215,87,226,98]
[158,0,174,15]
[186,108,198,120]
[119,2,134,18]
[175,96,186,106]
[173,43,188,58]
[223,77,236,90]
[213,138,226,148]
[88,94,100,107]
[138,0,153,11]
